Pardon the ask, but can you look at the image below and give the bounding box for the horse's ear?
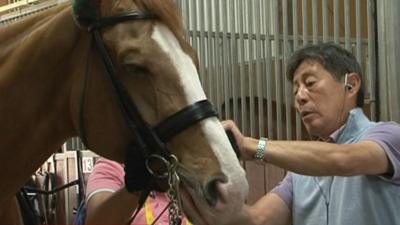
[72,0,99,28]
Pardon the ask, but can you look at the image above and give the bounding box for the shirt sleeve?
[270,173,293,209]
[85,158,125,201]
[361,122,400,184]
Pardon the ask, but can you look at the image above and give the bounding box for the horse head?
[71,0,248,224]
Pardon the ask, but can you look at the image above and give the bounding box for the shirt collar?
[328,125,345,143]
[328,107,361,143]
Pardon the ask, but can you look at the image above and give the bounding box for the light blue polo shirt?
[272,108,400,225]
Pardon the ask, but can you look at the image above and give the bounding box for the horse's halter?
[79,10,218,225]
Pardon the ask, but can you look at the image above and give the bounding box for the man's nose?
[295,85,308,105]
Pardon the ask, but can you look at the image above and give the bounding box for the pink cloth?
[86,158,188,225]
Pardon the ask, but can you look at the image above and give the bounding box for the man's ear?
[345,72,361,93]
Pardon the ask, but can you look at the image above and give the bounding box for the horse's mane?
[135,0,184,40]
[0,3,70,62]
[0,3,69,36]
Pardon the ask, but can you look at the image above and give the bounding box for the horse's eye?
[123,64,148,75]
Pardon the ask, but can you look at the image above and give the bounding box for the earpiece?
[344,73,353,90]
[345,83,353,90]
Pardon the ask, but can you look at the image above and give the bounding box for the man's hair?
[286,42,364,107]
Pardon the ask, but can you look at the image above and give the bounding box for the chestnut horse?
[0,0,248,224]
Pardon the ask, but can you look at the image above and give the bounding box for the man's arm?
[227,173,293,225]
[250,139,390,176]
[227,193,291,225]
[223,120,393,176]
[252,193,291,225]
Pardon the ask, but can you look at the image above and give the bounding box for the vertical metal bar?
[230,0,239,123]
[206,0,214,101]
[344,0,351,50]
[260,0,268,187]
[222,0,230,119]
[199,0,206,86]
[238,0,247,133]
[354,0,367,120]
[355,0,362,65]
[273,0,282,139]
[80,137,85,150]
[291,0,298,54]
[367,0,376,121]
[293,0,302,140]
[214,0,222,114]
[376,1,389,120]
[63,156,70,225]
[204,0,214,101]
[79,137,83,150]
[384,0,400,121]
[192,0,199,53]
[248,0,255,137]
[302,0,308,45]
[184,0,190,41]
[71,138,74,150]
[312,0,318,44]
[322,0,329,42]
[255,0,264,137]
[262,1,273,138]
[176,0,182,11]
[334,0,339,44]
[283,0,292,140]
[62,142,67,152]
[74,151,81,200]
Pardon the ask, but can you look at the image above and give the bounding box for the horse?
[0,0,249,224]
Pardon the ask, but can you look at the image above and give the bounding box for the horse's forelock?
[72,0,99,27]
[135,0,184,40]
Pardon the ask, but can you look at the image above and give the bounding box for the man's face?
[292,59,347,138]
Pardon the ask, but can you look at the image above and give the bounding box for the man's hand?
[222,120,255,160]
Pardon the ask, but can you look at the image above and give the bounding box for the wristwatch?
[254,137,268,163]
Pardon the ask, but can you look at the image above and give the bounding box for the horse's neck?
[0,4,80,149]
[0,4,70,58]
[0,4,89,205]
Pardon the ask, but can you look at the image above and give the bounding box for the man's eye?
[305,80,315,87]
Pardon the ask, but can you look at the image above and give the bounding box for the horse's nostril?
[204,175,227,206]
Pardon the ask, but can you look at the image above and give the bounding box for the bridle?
[78,10,218,225]
[85,10,219,158]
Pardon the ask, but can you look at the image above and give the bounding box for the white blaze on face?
[151,24,206,103]
[151,23,248,220]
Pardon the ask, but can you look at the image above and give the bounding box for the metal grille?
[178,0,377,141]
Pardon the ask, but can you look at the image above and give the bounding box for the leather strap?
[155,100,218,142]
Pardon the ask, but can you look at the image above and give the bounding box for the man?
[224,43,400,225]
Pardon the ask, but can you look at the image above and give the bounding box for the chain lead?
[166,155,182,225]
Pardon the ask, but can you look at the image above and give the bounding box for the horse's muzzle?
[203,175,228,206]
